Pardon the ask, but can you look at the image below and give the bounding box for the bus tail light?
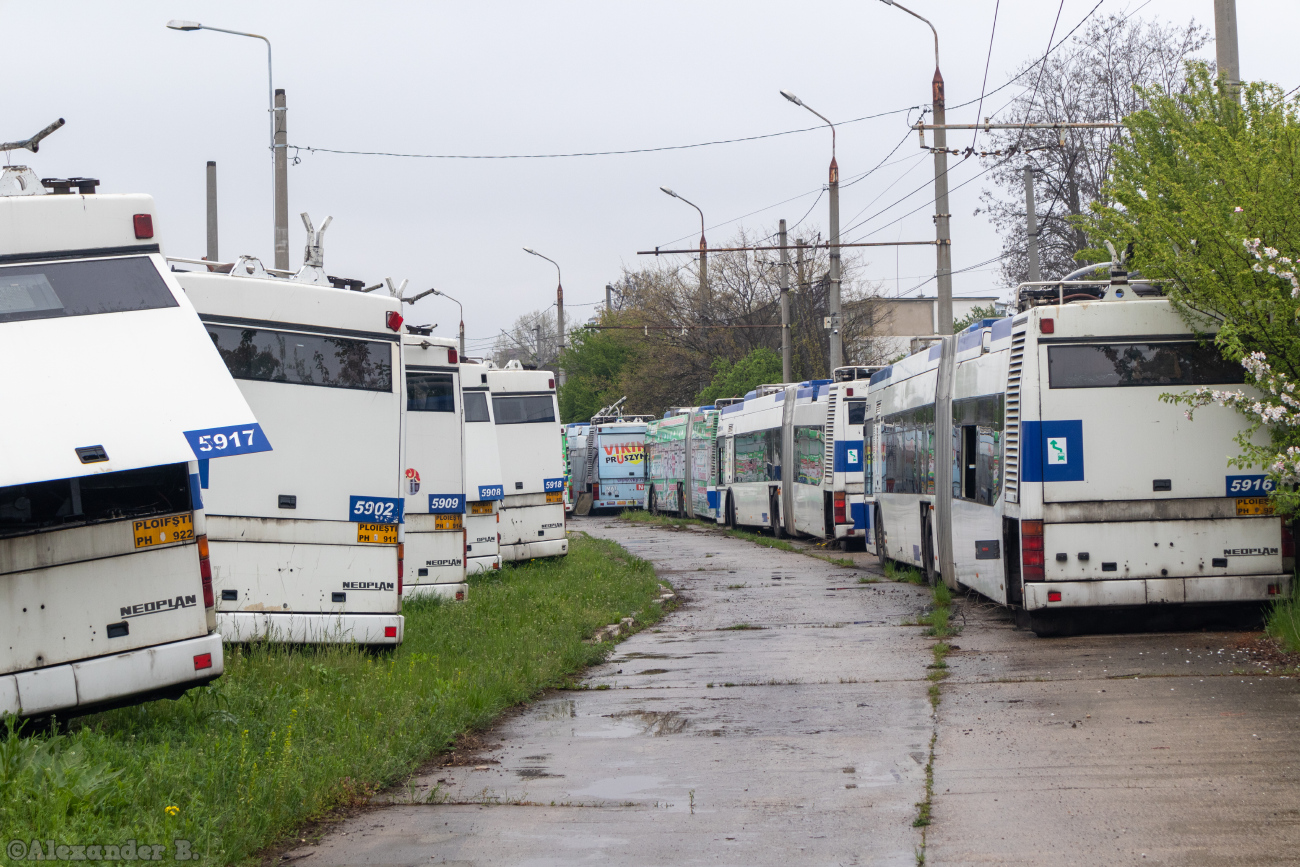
[1022,520,1045,581]
[548,378,555,389]
[133,213,154,239]
[197,534,214,608]
[384,626,397,638]
[1039,317,1054,334]
[193,652,213,671]
[397,543,404,596]
[834,491,847,524]
[592,483,600,500]
[448,348,458,364]
[386,311,404,332]
[1047,590,1062,602]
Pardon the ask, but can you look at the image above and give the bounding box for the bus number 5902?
[349,495,404,525]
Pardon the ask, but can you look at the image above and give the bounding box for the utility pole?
[523,248,565,384]
[779,219,792,383]
[1024,165,1041,283]
[273,88,289,271]
[533,324,542,365]
[881,2,951,334]
[1214,0,1240,100]
[605,283,613,313]
[205,161,219,261]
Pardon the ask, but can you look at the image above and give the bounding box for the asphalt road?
[283,517,1300,866]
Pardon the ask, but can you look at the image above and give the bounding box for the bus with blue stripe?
[868,274,1292,635]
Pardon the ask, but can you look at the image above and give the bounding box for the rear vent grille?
[823,392,838,481]
[1004,330,1026,503]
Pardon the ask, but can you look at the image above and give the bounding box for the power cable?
[970,0,1002,151]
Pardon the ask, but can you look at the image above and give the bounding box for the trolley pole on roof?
[781,90,841,370]
[779,219,792,384]
[878,0,952,335]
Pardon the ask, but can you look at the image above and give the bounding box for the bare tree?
[492,308,557,370]
[976,13,1210,286]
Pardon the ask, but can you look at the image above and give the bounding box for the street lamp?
[432,289,465,359]
[877,0,952,335]
[522,248,565,386]
[780,90,842,371]
[659,186,708,298]
[167,19,287,270]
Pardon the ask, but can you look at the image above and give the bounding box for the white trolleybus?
[868,269,1292,634]
[488,361,568,561]
[174,216,406,645]
[645,406,722,520]
[0,162,264,719]
[402,330,468,600]
[461,360,504,577]
[715,373,873,544]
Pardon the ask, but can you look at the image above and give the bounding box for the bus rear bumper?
[1024,574,1291,610]
[405,582,468,602]
[500,538,569,561]
[217,612,403,645]
[466,554,500,575]
[1,632,224,719]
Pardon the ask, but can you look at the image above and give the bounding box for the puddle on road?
[515,767,565,779]
[601,709,690,736]
[536,699,577,721]
[573,774,680,804]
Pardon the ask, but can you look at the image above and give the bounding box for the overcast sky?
[6,1,1297,356]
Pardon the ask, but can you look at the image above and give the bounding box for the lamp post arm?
[197,26,274,158]
[799,104,836,160]
[882,1,938,69]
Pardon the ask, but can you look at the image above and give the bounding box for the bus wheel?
[725,495,737,529]
[771,491,787,538]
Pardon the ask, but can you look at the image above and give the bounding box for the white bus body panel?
[180,273,404,642]
[488,368,567,561]
[463,364,504,576]
[402,337,467,596]
[0,192,264,716]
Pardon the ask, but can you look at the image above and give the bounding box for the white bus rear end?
[461,362,503,578]
[488,364,567,561]
[0,175,263,717]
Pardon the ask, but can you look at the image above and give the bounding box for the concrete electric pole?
[1024,165,1041,283]
[206,161,218,262]
[523,248,565,385]
[1214,0,1240,100]
[779,219,792,384]
[273,88,289,271]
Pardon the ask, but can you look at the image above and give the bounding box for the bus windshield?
[0,256,177,324]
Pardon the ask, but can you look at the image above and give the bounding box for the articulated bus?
[868,278,1292,634]
[646,406,721,519]
[587,420,648,510]
[402,333,468,600]
[177,247,405,645]
[714,374,873,544]
[489,362,568,561]
[0,170,264,718]
[461,361,503,577]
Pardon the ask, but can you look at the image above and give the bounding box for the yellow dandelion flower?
[165,806,180,817]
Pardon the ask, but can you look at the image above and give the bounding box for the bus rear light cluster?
[448,348,459,364]
[197,534,214,608]
[384,626,397,638]
[1047,590,1062,603]
[133,213,154,239]
[456,589,465,601]
[193,652,213,671]
[1268,584,1281,596]
[548,378,555,389]
[833,491,847,524]
[1022,520,1045,581]
[397,543,404,595]
[592,483,600,500]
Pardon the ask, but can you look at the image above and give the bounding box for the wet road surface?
[287,518,935,866]
[284,518,1300,866]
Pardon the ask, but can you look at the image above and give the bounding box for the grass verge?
[618,510,714,530]
[0,535,665,865]
[1266,583,1300,653]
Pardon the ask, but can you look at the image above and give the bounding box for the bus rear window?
[464,392,491,422]
[0,463,191,540]
[0,256,177,324]
[492,395,555,425]
[847,400,867,425]
[207,324,392,392]
[1048,342,1245,388]
[407,371,455,412]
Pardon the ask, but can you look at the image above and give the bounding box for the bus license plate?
[546,491,563,504]
[469,501,494,516]
[133,513,194,549]
[1236,497,1276,517]
[434,514,463,530]
[357,522,398,544]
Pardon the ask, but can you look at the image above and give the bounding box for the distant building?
[852,295,1004,361]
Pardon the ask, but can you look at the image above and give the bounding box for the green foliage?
[0,536,664,865]
[1266,582,1300,654]
[953,304,1001,333]
[1082,66,1300,511]
[695,347,784,405]
[557,323,637,423]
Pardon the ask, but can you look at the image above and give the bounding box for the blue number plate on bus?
[543,477,565,492]
[478,485,504,501]
[184,423,272,458]
[1226,475,1275,496]
[350,495,403,524]
[428,494,466,514]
